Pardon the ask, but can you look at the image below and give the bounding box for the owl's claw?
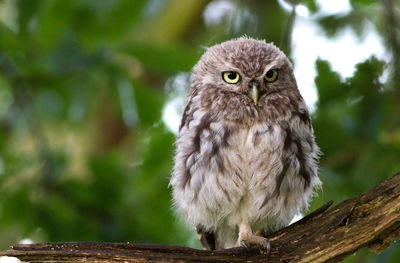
[259,238,271,257]
[255,228,271,256]
[237,222,271,256]
[240,238,270,255]
[239,235,271,256]
[240,240,250,251]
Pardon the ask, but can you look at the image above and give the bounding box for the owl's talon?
[238,222,271,256]
[259,238,271,257]
[240,240,250,251]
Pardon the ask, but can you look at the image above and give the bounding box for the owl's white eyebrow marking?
[263,55,287,74]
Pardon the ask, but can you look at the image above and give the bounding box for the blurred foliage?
[0,0,399,262]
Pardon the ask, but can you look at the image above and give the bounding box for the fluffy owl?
[170,37,321,252]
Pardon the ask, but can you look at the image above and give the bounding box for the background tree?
[0,0,398,262]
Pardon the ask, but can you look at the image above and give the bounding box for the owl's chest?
[223,123,283,180]
[212,122,297,228]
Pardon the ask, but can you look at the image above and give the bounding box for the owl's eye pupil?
[266,70,274,78]
[227,72,237,80]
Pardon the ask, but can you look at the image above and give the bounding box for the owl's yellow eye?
[264,69,278,82]
[222,71,240,84]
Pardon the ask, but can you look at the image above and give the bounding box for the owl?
[170,37,321,253]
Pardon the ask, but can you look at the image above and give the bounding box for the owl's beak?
[250,84,259,105]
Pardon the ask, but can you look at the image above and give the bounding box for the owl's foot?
[240,235,271,256]
[237,222,271,256]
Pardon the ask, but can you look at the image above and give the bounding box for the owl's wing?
[178,84,200,130]
[196,225,216,250]
[274,106,320,196]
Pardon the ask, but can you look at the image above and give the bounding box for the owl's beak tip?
[250,85,259,105]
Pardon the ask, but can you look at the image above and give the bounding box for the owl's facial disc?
[248,79,260,105]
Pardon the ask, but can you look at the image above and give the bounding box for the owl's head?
[192,37,297,105]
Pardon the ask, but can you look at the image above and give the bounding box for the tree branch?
[1,171,400,262]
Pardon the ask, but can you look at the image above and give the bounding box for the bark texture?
[1,171,399,263]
